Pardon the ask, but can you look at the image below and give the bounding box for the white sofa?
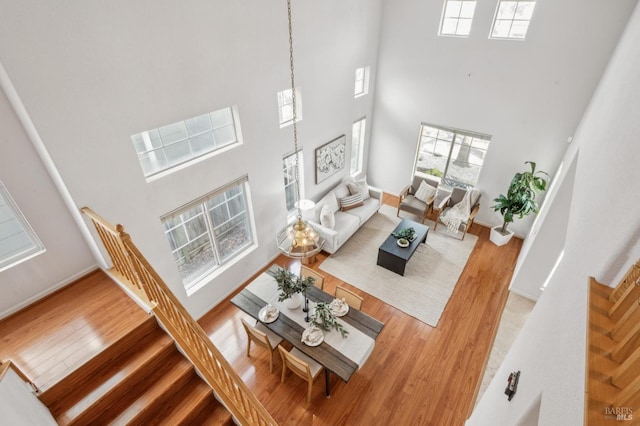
[307,178,382,254]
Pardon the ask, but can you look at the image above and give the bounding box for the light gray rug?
[319,205,477,327]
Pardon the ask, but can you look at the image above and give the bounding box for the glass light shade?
[276,218,324,258]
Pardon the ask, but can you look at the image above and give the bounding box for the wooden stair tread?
[40,315,159,407]
[151,375,220,425]
[107,353,196,425]
[188,397,236,426]
[50,327,175,425]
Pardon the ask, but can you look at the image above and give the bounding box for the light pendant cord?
[287,0,302,221]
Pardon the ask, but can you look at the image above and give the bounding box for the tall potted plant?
[490,161,548,246]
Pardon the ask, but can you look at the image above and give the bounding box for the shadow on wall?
[599,220,640,285]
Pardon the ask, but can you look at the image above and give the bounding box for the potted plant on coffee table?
[490,161,548,246]
[273,267,315,309]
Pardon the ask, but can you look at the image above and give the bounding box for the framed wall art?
[315,135,346,184]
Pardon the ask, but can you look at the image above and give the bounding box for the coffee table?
[376,218,429,276]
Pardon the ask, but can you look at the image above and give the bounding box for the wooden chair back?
[241,318,279,372]
[335,286,363,310]
[278,346,323,402]
[300,265,324,290]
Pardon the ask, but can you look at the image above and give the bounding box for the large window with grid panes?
[414,123,491,190]
[131,106,241,178]
[162,177,255,292]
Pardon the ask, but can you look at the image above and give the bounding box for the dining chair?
[300,265,325,290]
[335,285,363,310]
[277,346,324,402]
[240,318,283,373]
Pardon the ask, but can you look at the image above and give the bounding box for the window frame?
[283,149,305,216]
[350,117,367,176]
[277,87,303,128]
[132,106,242,179]
[0,181,45,272]
[413,123,491,190]
[161,177,256,293]
[354,66,370,98]
[439,0,478,37]
[489,0,536,40]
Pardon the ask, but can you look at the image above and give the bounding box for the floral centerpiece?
[272,267,315,308]
[311,302,348,338]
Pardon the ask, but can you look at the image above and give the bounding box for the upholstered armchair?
[433,187,481,240]
[397,175,440,224]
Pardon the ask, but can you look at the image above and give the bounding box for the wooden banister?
[81,207,277,426]
[610,259,640,303]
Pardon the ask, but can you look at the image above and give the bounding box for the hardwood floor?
[0,197,522,425]
[199,197,523,425]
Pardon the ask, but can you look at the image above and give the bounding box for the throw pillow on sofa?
[319,204,335,229]
[347,178,371,200]
[340,193,364,211]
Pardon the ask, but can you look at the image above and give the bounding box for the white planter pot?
[490,226,515,246]
[283,292,304,310]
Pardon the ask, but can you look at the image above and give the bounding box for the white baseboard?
[508,286,540,302]
[0,264,100,320]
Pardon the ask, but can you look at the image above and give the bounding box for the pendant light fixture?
[276,0,325,259]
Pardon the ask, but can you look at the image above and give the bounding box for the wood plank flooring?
[199,197,523,425]
[0,269,150,392]
[0,197,522,425]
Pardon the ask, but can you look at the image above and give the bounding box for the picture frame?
[315,135,346,184]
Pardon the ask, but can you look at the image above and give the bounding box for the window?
[283,150,304,214]
[132,106,240,178]
[350,118,366,176]
[0,181,44,272]
[490,1,536,39]
[162,177,255,291]
[354,67,370,97]
[277,87,303,127]
[414,124,490,189]
[440,1,477,36]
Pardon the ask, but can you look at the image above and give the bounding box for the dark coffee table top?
[379,218,429,261]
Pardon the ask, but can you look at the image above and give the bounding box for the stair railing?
[81,207,277,426]
[586,258,640,424]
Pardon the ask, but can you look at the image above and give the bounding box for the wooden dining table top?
[230,269,384,382]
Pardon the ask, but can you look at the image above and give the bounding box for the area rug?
[319,205,477,327]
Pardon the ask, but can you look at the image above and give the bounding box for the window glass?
[277,87,303,127]
[350,118,366,176]
[283,151,304,214]
[162,178,254,290]
[0,182,45,272]
[414,124,491,189]
[490,1,536,39]
[354,66,370,97]
[131,106,240,178]
[440,0,477,36]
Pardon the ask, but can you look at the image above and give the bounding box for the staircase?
[38,316,234,425]
[586,259,640,425]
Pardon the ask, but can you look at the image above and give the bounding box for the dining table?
[230,265,385,397]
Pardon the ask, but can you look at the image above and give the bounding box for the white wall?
[0,1,383,318]
[369,0,636,237]
[0,84,96,318]
[468,1,640,424]
[0,367,57,425]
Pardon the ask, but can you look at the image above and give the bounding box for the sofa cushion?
[342,197,379,224]
[332,212,360,244]
[340,193,364,211]
[319,204,335,229]
[334,183,350,200]
[316,191,340,219]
